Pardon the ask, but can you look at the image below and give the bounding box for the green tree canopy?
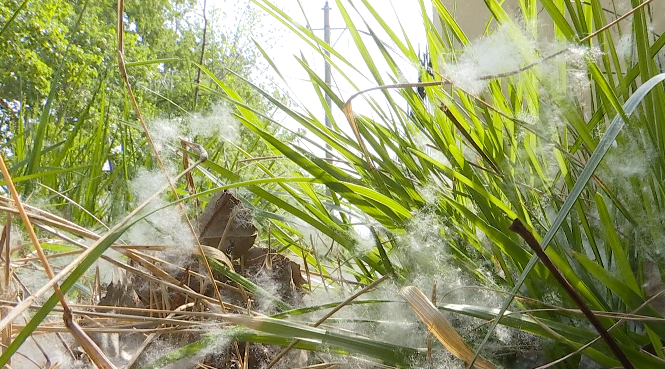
[0,0,290,225]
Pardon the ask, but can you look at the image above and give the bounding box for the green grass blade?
[472,73,665,365]
[25,0,89,178]
[224,314,422,366]
[593,193,639,294]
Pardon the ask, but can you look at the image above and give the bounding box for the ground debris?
[91,190,306,368]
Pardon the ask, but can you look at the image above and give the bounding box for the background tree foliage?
[0,0,291,226]
[3,0,665,367]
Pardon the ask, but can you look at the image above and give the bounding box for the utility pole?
[323,1,332,160]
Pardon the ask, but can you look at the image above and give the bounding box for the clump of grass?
[197,0,665,368]
[4,0,665,368]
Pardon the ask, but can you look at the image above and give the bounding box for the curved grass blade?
[138,326,337,369]
[222,313,422,367]
[470,73,665,368]
[0,165,90,186]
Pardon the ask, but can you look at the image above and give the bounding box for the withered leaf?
[243,247,306,289]
[196,190,257,259]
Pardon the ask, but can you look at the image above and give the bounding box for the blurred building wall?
[432,1,664,42]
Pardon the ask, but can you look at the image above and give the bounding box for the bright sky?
[264,0,432,125]
[265,0,431,82]
[211,0,433,153]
